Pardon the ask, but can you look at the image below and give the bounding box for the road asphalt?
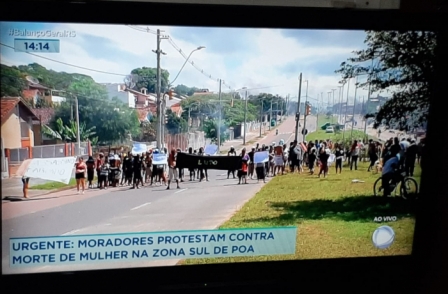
[2,115,316,274]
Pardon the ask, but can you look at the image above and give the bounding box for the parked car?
[326,126,334,133]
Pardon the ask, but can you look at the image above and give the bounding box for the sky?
[0,21,375,107]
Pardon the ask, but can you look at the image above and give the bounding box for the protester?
[318,147,329,178]
[75,157,87,194]
[238,148,249,184]
[334,142,344,174]
[167,148,180,190]
[86,156,95,188]
[350,140,360,170]
[227,146,237,179]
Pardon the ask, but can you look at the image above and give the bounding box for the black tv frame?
[1,2,447,293]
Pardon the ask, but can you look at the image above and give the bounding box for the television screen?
[1,21,432,275]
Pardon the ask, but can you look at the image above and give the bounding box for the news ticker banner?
[10,227,297,267]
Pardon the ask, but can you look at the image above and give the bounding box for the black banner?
[176,153,242,170]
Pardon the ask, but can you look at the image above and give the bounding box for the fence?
[74,142,89,157]
[32,144,66,158]
[161,131,206,152]
[8,148,29,163]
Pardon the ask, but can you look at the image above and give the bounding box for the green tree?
[201,119,227,144]
[173,84,199,96]
[53,79,140,144]
[42,118,97,143]
[165,109,188,134]
[0,64,27,97]
[335,31,436,130]
[130,67,170,93]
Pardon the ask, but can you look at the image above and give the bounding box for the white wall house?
[101,83,136,108]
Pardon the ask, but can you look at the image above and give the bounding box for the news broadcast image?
[0,22,429,274]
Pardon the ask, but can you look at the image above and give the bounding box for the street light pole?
[350,76,359,140]
[269,99,273,131]
[243,89,248,145]
[342,77,351,141]
[294,73,302,142]
[217,79,222,152]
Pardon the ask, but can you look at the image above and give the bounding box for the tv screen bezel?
[1,1,446,292]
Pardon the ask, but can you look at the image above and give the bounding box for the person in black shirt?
[289,140,298,172]
[125,152,134,185]
[248,147,255,179]
[187,147,196,181]
[318,148,330,178]
[308,146,317,175]
[227,146,237,179]
[334,142,344,174]
[132,154,143,189]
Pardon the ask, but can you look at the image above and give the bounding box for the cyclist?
[381,142,406,197]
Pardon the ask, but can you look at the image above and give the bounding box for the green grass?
[309,115,374,144]
[184,161,419,264]
[29,177,97,190]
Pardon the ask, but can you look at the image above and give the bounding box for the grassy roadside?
[307,115,374,143]
[183,161,419,264]
[30,177,97,190]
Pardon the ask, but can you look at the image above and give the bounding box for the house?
[101,83,136,108]
[21,82,66,106]
[192,89,213,96]
[165,97,183,117]
[1,97,40,150]
[21,82,49,105]
[31,108,56,145]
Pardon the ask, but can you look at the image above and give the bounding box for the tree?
[201,119,227,144]
[173,84,199,96]
[53,78,140,144]
[335,31,436,130]
[165,109,188,134]
[0,64,27,97]
[42,118,98,143]
[130,67,170,93]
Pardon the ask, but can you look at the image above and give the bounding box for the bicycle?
[373,170,419,200]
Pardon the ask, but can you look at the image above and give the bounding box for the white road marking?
[62,229,80,236]
[219,173,227,176]
[130,202,151,211]
[174,188,188,194]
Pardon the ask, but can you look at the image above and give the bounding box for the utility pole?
[259,100,263,137]
[364,58,374,135]
[74,96,81,155]
[303,80,309,141]
[243,90,248,145]
[294,73,302,142]
[70,104,73,121]
[269,99,273,131]
[155,29,162,150]
[217,79,222,152]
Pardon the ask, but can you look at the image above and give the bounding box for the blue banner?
[9,227,297,267]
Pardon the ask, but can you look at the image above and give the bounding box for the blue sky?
[0,21,371,105]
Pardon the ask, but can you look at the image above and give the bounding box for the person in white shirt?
[350,140,360,170]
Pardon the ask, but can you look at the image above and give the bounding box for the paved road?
[1,116,317,274]
[2,167,274,274]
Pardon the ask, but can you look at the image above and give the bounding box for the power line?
[0,43,128,77]
[125,25,158,35]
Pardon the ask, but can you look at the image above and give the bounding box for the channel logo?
[372,226,395,249]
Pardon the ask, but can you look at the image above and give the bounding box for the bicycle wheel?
[400,177,419,200]
[373,177,383,196]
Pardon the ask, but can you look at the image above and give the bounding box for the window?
[20,121,29,138]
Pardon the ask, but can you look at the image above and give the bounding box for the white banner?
[132,142,147,155]
[24,157,77,184]
[153,154,167,165]
[274,155,284,166]
[204,144,218,155]
[254,151,269,164]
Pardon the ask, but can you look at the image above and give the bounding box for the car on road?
[326,126,334,133]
